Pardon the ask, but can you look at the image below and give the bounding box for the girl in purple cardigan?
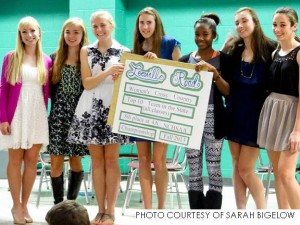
[0,16,52,224]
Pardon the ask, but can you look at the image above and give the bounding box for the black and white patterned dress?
[67,40,129,146]
[48,64,88,156]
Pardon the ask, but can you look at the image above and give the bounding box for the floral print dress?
[67,40,129,146]
[48,64,88,156]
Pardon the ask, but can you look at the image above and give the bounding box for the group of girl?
[0,5,299,225]
[185,6,300,211]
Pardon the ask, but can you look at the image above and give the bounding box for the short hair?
[45,200,89,225]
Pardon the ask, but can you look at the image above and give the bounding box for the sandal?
[101,213,115,225]
[90,212,104,225]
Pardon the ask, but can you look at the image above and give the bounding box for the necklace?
[240,59,255,79]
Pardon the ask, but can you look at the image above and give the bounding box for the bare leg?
[153,142,168,209]
[102,144,120,225]
[267,151,290,209]
[137,142,152,209]
[7,148,25,222]
[228,141,247,209]
[22,144,41,219]
[238,145,266,209]
[278,151,300,208]
[50,155,65,177]
[89,145,105,217]
[69,156,83,172]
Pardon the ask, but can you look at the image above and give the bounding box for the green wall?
[1,0,300,179]
[0,0,69,60]
[123,0,300,52]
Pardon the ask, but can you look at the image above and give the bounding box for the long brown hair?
[52,17,88,84]
[231,7,276,63]
[133,7,165,57]
[274,7,300,43]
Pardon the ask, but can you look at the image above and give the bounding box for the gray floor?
[0,174,279,225]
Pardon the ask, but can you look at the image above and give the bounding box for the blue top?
[226,60,270,147]
[130,35,180,142]
[160,36,181,59]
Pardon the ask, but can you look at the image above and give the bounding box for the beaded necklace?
[240,59,255,79]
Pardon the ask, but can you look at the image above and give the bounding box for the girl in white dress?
[0,16,52,224]
[67,11,129,225]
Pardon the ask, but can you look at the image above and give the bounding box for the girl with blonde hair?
[67,10,129,225]
[0,16,52,224]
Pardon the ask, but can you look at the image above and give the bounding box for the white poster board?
[108,53,212,150]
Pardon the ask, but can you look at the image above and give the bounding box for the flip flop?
[91,212,104,225]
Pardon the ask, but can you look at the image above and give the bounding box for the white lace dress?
[0,64,49,150]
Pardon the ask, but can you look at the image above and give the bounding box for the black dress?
[48,64,88,156]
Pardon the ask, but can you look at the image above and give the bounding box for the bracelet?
[214,74,221,82]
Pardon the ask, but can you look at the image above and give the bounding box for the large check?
[108,52,212,150]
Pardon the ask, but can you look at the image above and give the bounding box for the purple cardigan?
[0,52,52,124]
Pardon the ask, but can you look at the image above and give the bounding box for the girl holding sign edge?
[179,13,231,209]
[67,11,129,225]
[130,6,181,209]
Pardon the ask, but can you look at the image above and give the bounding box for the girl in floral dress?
[48,17,89,205]
[68,11,129,225]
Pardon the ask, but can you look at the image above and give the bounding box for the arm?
[143,44,181,61]
[0,54,11,135]
[288,51,300,153]
[80,47,125,90]
[171,45,181,61]
[0,54,10,123]
[195,60,230,96]
[221,35,235,53]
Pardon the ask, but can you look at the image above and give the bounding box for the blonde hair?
[52,17,89,84]
[6,16,46,85]
[90,10,115,28]
[133,7,165,57]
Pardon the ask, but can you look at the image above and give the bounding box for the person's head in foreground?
[45,200,89,225]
